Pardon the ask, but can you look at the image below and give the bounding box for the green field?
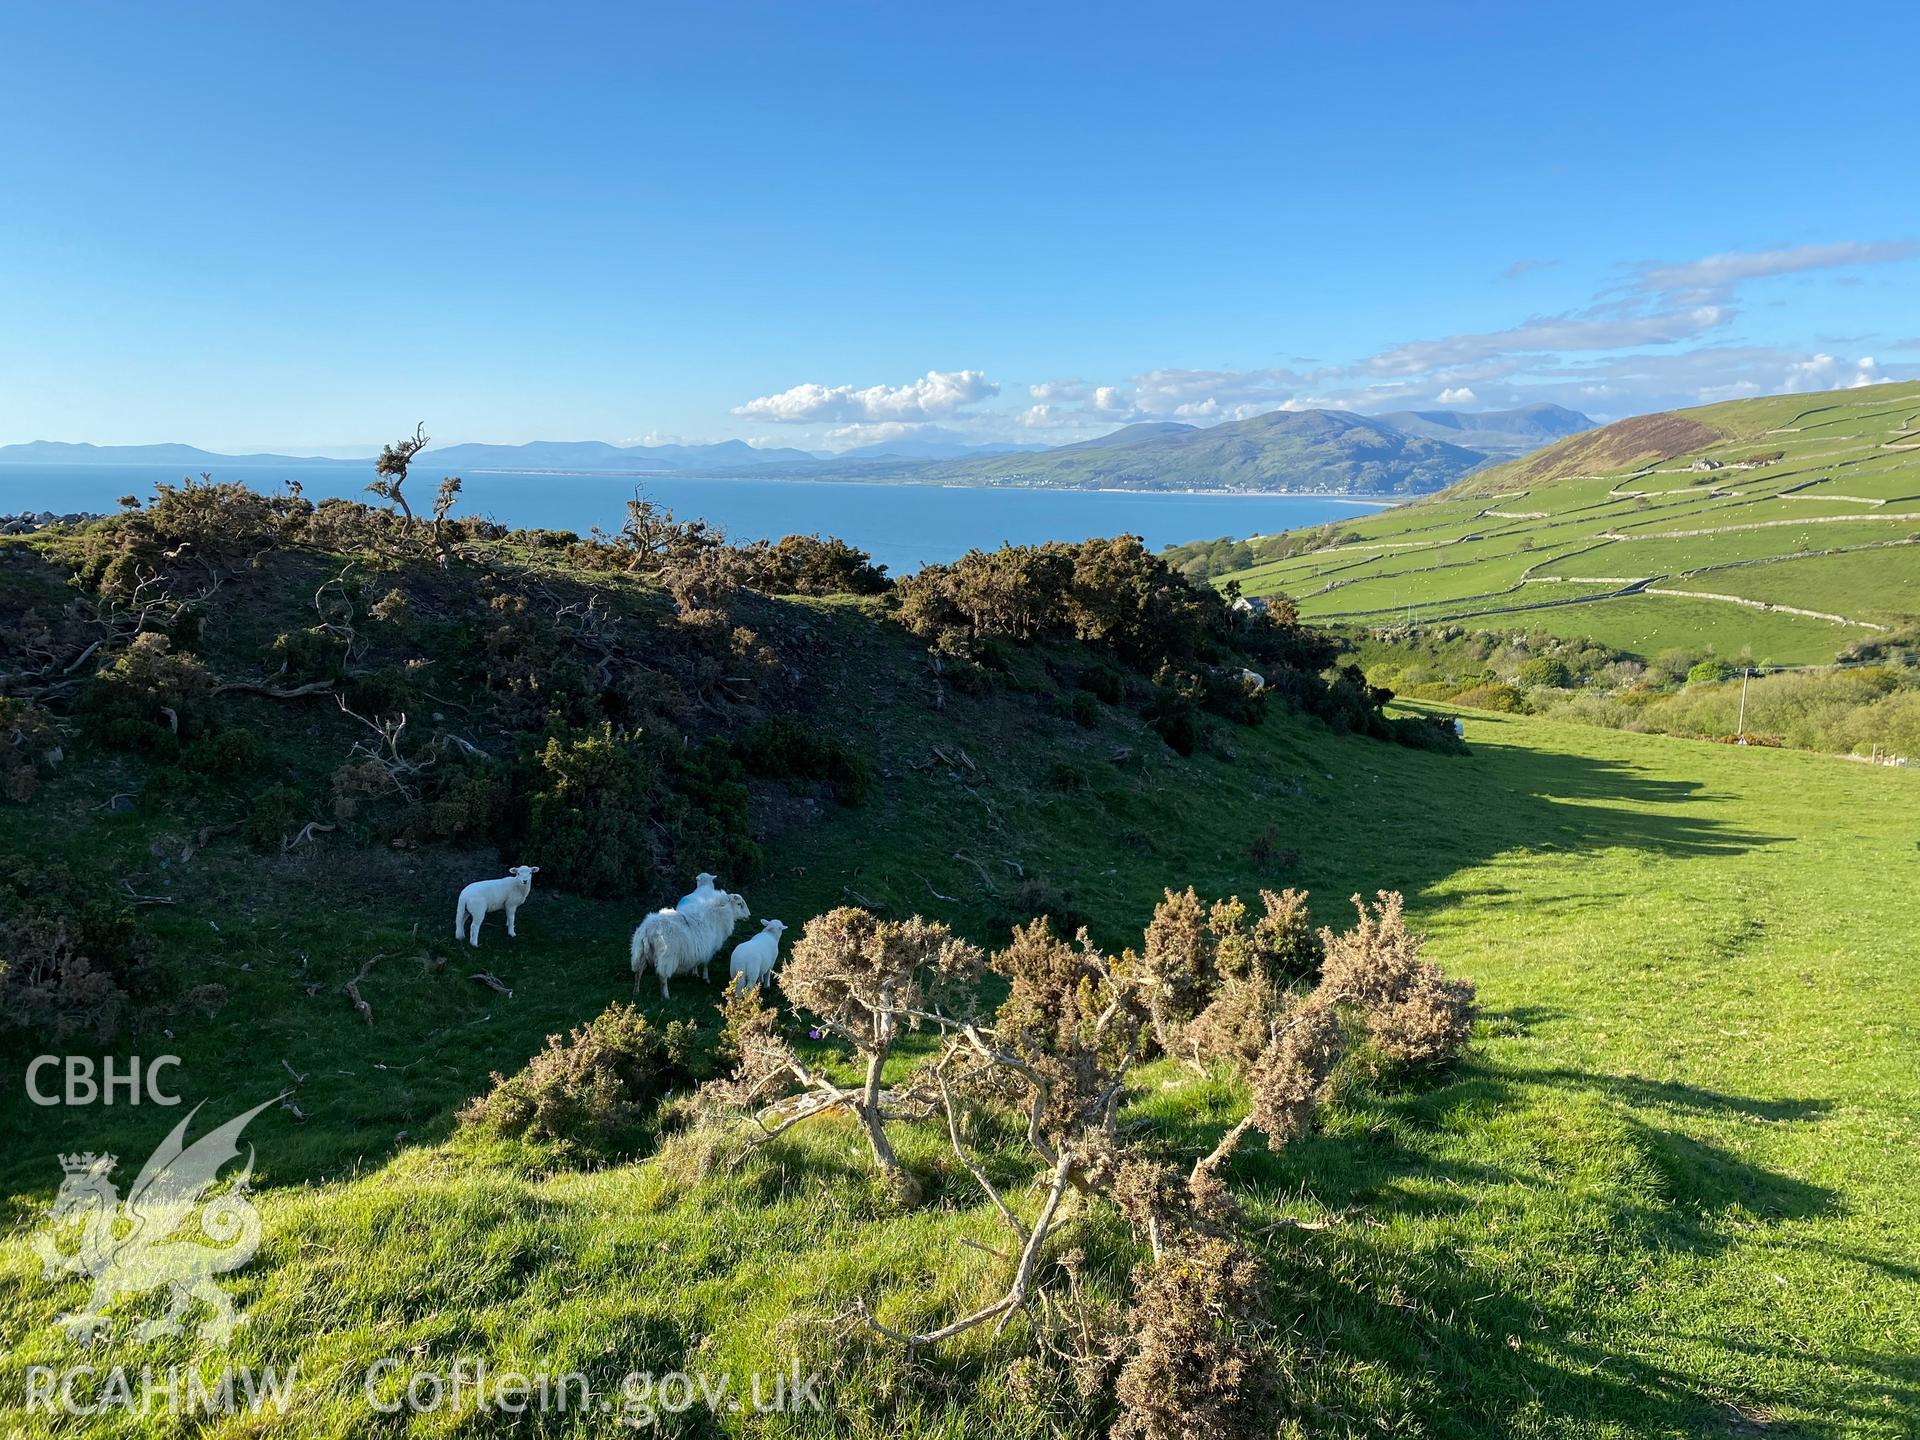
[1216,383,1920,665]
[5,684,1916,1437]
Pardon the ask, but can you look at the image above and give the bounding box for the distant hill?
[1050,422,1198,452]
[1373,403,1593,456]
[1208,381,1920,663]
[0,440,350,466]
[2,402,1596,496]
[892,408,1492,495]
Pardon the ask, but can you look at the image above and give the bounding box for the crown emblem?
[58,1152,116,1176]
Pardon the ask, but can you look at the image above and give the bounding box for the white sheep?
[727,919,787,992]
[1238,668,1267,692]
[629,909,703,997]
[677,886,750,982]
[677,872,718,909]
[630,890,749,997]
[454,865,539,948]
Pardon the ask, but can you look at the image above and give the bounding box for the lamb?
[454,865,539,947]
[727,919,787,992]
[630,890,750,997]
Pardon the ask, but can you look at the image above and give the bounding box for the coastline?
[426,468,1406,503]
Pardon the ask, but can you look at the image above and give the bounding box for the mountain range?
[882,409,1519,494]
[0,403,1593,496]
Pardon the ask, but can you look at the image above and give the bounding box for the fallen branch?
[469,971,513,997]
[342,955,384,1026]
[61,639,105,676]
[854,1144,1076,1347]
[282,820,336,852]
[117,880,175,906]
[951,851,997,891]
[213,678,337,700]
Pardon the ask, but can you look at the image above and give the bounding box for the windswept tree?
[727,908,985,1201]
[702,884,1477,1434]
[369,422,430,529]
[430,475,462,549]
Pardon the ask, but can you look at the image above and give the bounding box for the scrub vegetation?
[1,453,1915,1437]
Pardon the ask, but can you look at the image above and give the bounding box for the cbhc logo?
[25,1056,183,1106]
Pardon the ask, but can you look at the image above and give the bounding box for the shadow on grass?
[1530,1068,1834,1124]
[1214,1056,1849,1437]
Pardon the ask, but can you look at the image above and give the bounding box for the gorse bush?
[732,714,873,805]
[1138,886,1325,1068]
[0,855,158,1044]
[82,633,219,756]
[513,723,759,899]
[1111,1237,1274,1440]
[518,724,663,894]
[0,698,61,803]
[460,1001,706,1150]
[696,880,1476,1435]
[896,534,1335,685]
[746,533,890,596]
[1318,890,1478,1068]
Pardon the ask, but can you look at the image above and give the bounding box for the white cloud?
[1028,379,1088,403]
[821,420,942,447]
[1783,353,1888,391]
[720,239,1919,449]
[733,368,998,424]
[1129,366,1303,415]
[1365,305,1729,376]
[1633,241,1918,298]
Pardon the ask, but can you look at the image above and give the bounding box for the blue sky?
[2,1,1916,453]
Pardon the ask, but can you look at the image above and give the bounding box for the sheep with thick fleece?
[630,890,749,996]
[727,919,787,992]
[676,885,750,981]
[678,872,718,909]
[1238,668,1267,692]
[454,865,539,947]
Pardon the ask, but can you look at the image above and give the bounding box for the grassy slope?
[2,648,1916,1437]
[1220,383,1920,664]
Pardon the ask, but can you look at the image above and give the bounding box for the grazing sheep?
[629,909,703,997]
[454,865,539,947]
[629,891,749,996]
[678,887,751,981]
[727,919,787,992]
[1238,668,1267,692]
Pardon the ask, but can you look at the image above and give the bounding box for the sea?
[0,464,1393,576]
